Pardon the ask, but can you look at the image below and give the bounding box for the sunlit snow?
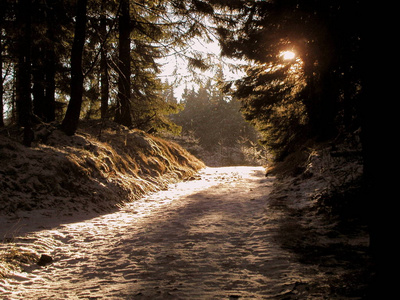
[0,167,307,299]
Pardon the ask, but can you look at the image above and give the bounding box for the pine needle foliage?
[208,0,363,160]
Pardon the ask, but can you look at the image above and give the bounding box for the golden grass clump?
[0,120,205,214]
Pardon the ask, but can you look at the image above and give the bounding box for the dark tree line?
[205,0,365,160]
[0,0,215,141]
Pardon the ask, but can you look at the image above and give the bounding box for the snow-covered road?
[1,167,306,299]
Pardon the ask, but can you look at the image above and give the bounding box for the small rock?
[186,175,201,181]
[37,254,53,266]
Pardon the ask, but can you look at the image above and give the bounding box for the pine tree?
[114,0,132,127]
[15,0,34,146]
[42,2,57,122]
[99,0,109,119]
[0,0,221,136]
[61,0,88,136]
[209,0,363,160]
[174,77,258,154]
[0,5,4,127]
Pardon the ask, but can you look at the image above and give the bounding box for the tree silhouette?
[210,0,363,160]
[61,0,88,136]
[0,0,217,136]
[114,0,132,127]
[15,0,34,145]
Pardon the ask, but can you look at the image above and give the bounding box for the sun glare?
[280,51,296,60]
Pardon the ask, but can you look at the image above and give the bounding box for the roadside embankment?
[0,120,205,216]
[266,141,374,298]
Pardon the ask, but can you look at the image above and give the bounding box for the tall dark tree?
[357,3,391,296]
[42,3,57,122]
[32,24,45,121]
[61,0,88,135]
[114,0,132,127]
[99,0,109,119]
[0,11,4,127]
[15,0,34,145]
[29,1,58,123]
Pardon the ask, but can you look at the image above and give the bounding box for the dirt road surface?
[1,167,313,299]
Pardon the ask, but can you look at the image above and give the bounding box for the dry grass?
[0,120,205,215]
[266,147,310,177]
[0,246,39,279]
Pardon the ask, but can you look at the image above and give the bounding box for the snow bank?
[265,143,372,297]
[268,142,364,225]
[0,120,205,215]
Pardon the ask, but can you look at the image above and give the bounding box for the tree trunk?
[61,0,88,135]
[358,4,391,297]
[100,6,109,119]
[16,0,33,146]
[115,0,132,127]
[43,42,56,122]
[43,4,56,122]
[32,45,45,120]
[0,29,4,127]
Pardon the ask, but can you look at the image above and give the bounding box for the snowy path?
[1,167,305,299]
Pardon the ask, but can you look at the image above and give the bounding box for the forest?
[0,0,389,298]
[0,0,366,150]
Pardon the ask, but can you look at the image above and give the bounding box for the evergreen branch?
[83,1,122,78]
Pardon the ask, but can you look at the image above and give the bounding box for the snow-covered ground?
[0,123,373,299]
[0,166,313,299]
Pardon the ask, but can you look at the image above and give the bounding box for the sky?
[157,38,245,100]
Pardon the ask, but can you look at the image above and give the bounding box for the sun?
[280,50,296,60]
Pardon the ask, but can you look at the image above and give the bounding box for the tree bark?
[16,0,33,146]
[43,4,56,122]
[358,4,391,297]
[0,28,4,127]
[32,45,45,120]
[43,42,56,122]
[0,0,4,127]
[100,5,109,119]
[61,0,88,135]
[115,0,132,127]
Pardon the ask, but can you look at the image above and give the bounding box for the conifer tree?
[61,0,88,135]
[209,0,363,160]
[174,77,258,153]
[99,0,109,119]
[0,0,221,136]
[0,6,4,127]
[15,0,34,146]
[114,0,132,127]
